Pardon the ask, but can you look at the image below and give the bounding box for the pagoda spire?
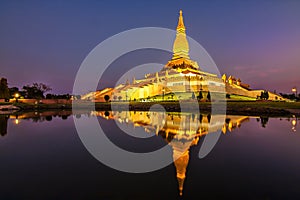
[174,150,189,196]
[172,10,190,60]
[177,10,185,30]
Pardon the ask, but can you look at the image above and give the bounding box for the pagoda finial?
[172,10,190,60]
[177,10,185,30]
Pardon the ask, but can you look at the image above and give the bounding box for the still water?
[0,110,300,199]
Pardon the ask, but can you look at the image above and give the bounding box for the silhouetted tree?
[104,111,110,117]
[225,118,231,124]
[207,114,211,123]
[45,116,52,121]
[9,87,19,98]
[260,116,269,128]
[104,95,110,102]
[118,96,122,101]
[0,78,10,101]
[61,115,69,120]
[23,83,51,99]
[260,90,269,100]
[0,115,9,136]
[46,93,71,99]
[199,114,203,123]
[197,91,203,100]
[207,91,211,101]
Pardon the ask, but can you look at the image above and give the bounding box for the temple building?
[81,10,285,102]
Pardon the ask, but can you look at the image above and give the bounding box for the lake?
[0,110,299,199]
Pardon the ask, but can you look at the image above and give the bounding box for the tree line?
[0,77,75,101]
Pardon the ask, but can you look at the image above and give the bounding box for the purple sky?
[1,0,300,94]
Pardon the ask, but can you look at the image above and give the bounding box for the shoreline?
[1,101,300,117]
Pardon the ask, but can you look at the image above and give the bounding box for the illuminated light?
[292,119,297,126]
[15,93,20,98]
[228,122,233,131]
[15,119,19,125]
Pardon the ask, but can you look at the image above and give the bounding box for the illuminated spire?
[177,10,185,30]
[174,150,189,196]
[172,10,190,60]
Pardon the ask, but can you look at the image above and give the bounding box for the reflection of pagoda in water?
[95,110,249,196]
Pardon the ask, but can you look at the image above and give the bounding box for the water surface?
[0,111,299,199]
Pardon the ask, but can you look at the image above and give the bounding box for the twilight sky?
[1,0,300,94]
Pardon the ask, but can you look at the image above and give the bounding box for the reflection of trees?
[10,111,72,123]
[45,116,52,121]
[260,116,269,128]
[104,111,110,117]
[0,115,9,136]
[61,115,69,120]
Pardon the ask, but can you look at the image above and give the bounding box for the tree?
[260,116,269,128]
[118,96,122,101]
[265,91,269,100]
[260,90,269,100]
[0,78,10,101]
[207,91,211,101]
[104,95,110,102]
[9,87,19,98]
[23,83,51,99]
[197,91,203,100]
[0,115,9,136]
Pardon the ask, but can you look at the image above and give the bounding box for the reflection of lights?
[228,122,233,131]
[292,119,297,132]
[292,119,297,126]
[15,119,19,125]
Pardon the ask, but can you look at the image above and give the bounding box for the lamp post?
[15,93,20,103]
[162,88,165,101]
[292,87,297,96]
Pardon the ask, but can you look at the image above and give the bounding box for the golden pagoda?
[166,10,200,71]
[81,10,286,102]
[172,10,190,60]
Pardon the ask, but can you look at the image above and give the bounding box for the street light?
[292,87,297,96]
[14,93,20,103]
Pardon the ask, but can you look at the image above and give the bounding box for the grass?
[228,94,257,101]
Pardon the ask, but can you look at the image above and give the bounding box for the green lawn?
[228,94,257,101]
